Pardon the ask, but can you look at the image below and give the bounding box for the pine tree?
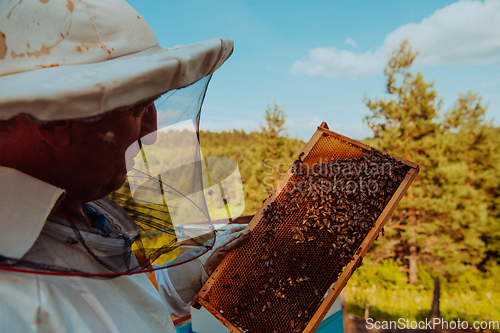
[258,101,289,193]
[442,93,500,271]
[365,40,441,284]
[363,40,499,284]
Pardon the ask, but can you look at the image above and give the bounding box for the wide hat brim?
[0,38,233,122]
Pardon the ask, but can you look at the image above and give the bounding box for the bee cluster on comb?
[194,128,418,333]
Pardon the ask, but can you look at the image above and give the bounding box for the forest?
[198,41,500,325]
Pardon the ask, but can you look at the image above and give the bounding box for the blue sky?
[127,0,500,140]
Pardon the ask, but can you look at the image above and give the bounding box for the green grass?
[344,260,500,330]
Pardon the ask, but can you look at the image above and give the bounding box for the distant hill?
[199,130,305,216]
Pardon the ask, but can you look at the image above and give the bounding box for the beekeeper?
[0,0,250,332]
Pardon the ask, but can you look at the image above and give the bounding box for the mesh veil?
[0,74,246,277]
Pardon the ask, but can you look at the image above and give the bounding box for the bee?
[297,310,303,318]
[267,301,272,309]
[249,312,255,319]
[314,288,319,296]
[274,291,283,298]
[291,320,295,329]
[292,234,305,242]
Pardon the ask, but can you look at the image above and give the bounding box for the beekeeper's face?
[66,98,158,202]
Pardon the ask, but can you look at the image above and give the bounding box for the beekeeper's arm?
[152,225,251,317]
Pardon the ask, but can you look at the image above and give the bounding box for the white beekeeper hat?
[0,0,233,122]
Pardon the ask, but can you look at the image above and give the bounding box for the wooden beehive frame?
[193,122,419,333]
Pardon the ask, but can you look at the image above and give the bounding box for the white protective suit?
[0,166,186,333]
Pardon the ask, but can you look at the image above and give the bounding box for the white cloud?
[199,119,260,133]
[200,116,322,140]
[288,117,372,140]
[481,78,500,87]
[344,38,357,47]
[291,48,383,79]
[327,123,373,140]
[291,0,500,79]
[199,116,373,141]
[286,115,323,139]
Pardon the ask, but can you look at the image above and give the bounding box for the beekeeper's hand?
[161,225,251,313]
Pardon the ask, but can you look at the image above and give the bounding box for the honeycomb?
[196,129,416,333]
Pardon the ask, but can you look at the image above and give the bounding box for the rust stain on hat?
[10,50,26,59]
[6,0,23,20]
[39,0,49,3]
[36,63,59,68]
[66,0,74,12]
[0,32,6,59]
[27,44,51,58]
